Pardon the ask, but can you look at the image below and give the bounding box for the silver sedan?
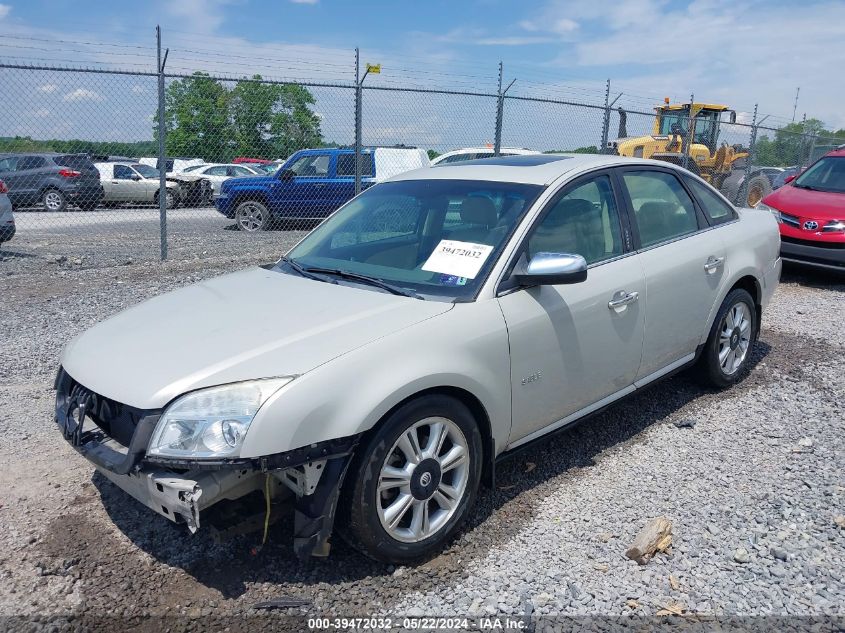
[55,154,781,563]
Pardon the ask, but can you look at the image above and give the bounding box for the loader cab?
[654,103,736,153]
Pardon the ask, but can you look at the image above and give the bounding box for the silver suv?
[55,155,781,563]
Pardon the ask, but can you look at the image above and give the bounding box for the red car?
[759,146,845,272]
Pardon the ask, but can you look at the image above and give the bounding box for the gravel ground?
[0,252,843,630]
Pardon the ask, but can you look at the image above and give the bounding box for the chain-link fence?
[0,50,841,272]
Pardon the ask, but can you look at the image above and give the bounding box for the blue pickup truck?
[215,147,429,231]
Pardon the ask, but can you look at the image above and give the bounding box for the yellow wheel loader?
[608,100,773,207]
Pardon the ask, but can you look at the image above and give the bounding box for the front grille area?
[781,236,845,250]
[780,212,800,228]
[55,368,145,447]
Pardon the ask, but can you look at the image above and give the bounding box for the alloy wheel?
[718,302,752,375]
[376,417,470,543]
[237,203,265,231]
[44,191,64,211]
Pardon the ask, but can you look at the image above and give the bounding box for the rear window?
[684,176,736,224]
[55,155,96,171]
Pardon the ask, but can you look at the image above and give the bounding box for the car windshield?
[283,179,544,300]
[793,156,845,193]
[133,164,160,178]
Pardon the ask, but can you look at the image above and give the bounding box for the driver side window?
[288,154,330,178]
[527,174,624,265]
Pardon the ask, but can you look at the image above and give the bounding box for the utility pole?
[156,26,169,261]
[791,87,800,123]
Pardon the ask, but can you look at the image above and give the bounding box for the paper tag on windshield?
[422,240,494,280]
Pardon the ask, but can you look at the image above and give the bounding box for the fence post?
[493,62,515,157]
[600,79,610,154]
[156,26,168,261]
[493,62,504,157]
[682,92,694,169]
[354,48,363,196]
[742,103,759,201]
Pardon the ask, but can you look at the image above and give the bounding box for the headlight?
[756,202,782,224]
[147,378,292,459]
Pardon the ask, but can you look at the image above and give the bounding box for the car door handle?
[704,256,725,272]
[313,183,326,188]
[607,291,639,309]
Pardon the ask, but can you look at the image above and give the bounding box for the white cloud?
[0,4,10,20]
[131,85,146,94]
[527,0,845,129]
[163,0,235,34]
[38,84,58,93]
[62,88,105,102]
[34,108,51,118]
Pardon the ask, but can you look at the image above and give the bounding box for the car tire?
[154,189,176,210]
[696,288,757,389]
[42,189,67,212]
[737,174,773,208]
[235,200,270,232]
[339,394,483,564]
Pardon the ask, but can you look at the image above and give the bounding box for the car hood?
[166,174,206,184]
[222,175,275,190]
[764,184,845,219]
[61,268,452,410]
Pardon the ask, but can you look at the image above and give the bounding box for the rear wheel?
[340,395,483,564]
[235,200,270,232]
[697,288,756,388]
[42,189,66,212]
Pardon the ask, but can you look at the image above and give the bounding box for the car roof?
[825,147,845,157]
[389,153,674,185]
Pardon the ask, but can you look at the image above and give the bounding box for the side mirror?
[784,174,796,184]
[279,169,295,182]
[131,175,142,181]
[514,252,588,286]
[729,110,737,124]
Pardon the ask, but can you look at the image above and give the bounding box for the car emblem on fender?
[803,220,819,231]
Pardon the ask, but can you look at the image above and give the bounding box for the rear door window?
[621,170,700,248]
[336,154,374,177]
[0,157,17,172]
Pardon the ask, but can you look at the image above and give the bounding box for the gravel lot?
[0,238,843,630]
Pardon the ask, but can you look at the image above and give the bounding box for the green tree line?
[754,119,845,167]
[156,72,322,162]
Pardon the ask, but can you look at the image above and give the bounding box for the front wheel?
[154,189,176,210]
[235,200,270,232]
[696,288,756,388]
[339,395,483,564]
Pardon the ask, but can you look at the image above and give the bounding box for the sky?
[0,0,843,151]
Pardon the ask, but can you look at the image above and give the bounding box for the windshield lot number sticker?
[423,240,494,280]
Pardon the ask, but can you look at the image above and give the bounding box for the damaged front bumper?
[54,367,360,558]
